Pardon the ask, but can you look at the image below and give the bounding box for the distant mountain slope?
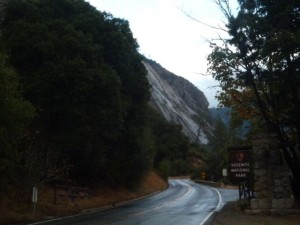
[209,107,251,138]
[209,107,231,126]
[143,59,214,144]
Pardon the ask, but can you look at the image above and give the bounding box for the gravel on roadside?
[212,202,300,225]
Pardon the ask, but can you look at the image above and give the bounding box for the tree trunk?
[277,126,300,202]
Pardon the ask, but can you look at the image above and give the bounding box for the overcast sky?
[86,0,238,107]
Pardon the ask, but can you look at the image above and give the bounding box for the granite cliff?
[143,59,214,144]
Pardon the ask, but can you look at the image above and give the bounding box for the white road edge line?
[28,184,173,225]
[198,187,223,225]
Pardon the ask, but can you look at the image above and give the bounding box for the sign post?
[222,168,228,185]
[32,186,38,215]
[222,168,227,177]
[228,146,253,200]
[201,171,206,180]
[229,149,251,180]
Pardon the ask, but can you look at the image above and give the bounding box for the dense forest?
[0,0,200,204]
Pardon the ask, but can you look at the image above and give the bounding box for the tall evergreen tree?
[208,0,300,200]
[0,52,34,193]
[206,118,229,181]
[1,0,150,187]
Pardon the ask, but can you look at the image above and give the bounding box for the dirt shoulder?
[2,171,167,225]
[212,202,300,225]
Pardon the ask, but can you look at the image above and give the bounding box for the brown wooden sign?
[228,147,252,181]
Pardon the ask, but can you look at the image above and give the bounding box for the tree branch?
[179,7,228,32]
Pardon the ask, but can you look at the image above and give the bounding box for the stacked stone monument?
[251,134,300,214]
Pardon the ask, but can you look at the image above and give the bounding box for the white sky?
[86,0,238,107]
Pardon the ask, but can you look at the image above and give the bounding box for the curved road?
[31,179,238,225]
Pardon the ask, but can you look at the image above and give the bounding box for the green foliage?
[203,109,246,182]
[0,0,197,195]
[204,119,230,181]
[0,52,34,193]
[0,0,150,189]
[146,108,192,178]
[157,160,172,181]
[190,167,202,180]
[209,0,300,200]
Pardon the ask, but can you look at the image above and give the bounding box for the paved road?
[31,179,238,225]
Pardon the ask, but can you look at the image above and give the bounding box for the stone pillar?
[250,134,298,214]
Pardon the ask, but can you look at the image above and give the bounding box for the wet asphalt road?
[30,179,238,225]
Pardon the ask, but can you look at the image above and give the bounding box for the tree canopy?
[0,52,34,193]
[0,0,151,189]
[208,0,300,200]
[0,0,197,199]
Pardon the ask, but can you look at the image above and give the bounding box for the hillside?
[0,1,209,223]
[209,107,231,126]
[209,107,250,138]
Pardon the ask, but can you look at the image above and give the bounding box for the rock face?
[143,59,214,144]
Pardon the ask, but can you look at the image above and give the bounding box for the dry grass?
[75,171,167,211]
[0,171,167,225]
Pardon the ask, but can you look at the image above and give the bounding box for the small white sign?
[222,168,228,177]
[32,187,38,203]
